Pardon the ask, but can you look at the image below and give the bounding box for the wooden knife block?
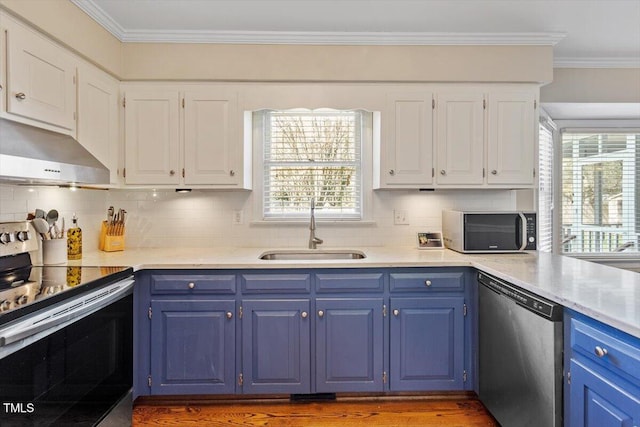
[99,221,125,252]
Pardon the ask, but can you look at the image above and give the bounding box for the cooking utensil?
[46,209,59,227]
[32,218,50,240]
[35,209,46,219]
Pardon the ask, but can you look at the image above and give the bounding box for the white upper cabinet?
[377,92,434,188]
[3,19,76,132]
[124,88,181,185]
[77,65,120,184]
[123,85,249,188]
[487,90,537,186]
[435,92,485,186]
[375,84,538,190]
[183,89,243,186]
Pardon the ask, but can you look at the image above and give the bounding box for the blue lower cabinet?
[569,359,640,427]
[565,310,640,427]
[150,299,236,395]
[315,298,384,392]
[389,297,465,391]
[241,299,311,394]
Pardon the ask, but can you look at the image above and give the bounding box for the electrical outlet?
[233,210,243,225]
[394,210,409,225]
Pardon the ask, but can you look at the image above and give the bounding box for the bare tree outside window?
[263,110,363,219]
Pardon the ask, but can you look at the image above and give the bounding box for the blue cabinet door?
[241,299,311,394]
[150,299,236,395]
[315,298,384,393]
[390,297,465,391]
[569,358,640,427]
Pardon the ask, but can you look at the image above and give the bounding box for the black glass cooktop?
[0,258,133,326]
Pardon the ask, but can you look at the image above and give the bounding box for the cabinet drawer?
[570,317,640,384]
[390,270,464,292]
[241,273,311,294]
[151,274,236,295]
[316,272,384,293]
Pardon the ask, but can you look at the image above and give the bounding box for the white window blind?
[261,109,364,220]
[561,132,639,254]
[538,122,554,252]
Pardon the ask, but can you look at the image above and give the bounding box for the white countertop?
[71,246,640,339]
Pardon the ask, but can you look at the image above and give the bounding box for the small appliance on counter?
[442,210,537,253]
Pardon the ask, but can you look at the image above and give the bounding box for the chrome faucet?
[308,198,323,249]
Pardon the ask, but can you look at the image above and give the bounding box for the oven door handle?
[0,278,134,347]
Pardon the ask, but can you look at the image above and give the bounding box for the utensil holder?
[43,238,67,265]
[99,221,125,252]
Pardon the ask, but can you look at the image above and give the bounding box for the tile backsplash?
[1,184,533,250]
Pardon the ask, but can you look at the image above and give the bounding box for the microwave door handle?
[518,213,527,250]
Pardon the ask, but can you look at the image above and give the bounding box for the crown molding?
[115,30,567,46]
[71,0,565,46]
[70,0,125,39]
[554,57,640,68]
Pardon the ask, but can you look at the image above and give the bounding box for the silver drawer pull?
[318,310,324,318]
[15,92,26,100]
[594,346,608,358]
[226,311,233,319]
[301,311,308,319]
[393,309,400,317]
[188,282,195,289]
[425,280,432,287]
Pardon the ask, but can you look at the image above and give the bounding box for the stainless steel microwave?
[442,210,537,253]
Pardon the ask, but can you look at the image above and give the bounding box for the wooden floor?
[133,395,498,427]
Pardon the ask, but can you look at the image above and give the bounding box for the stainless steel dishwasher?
[478,271,563,427]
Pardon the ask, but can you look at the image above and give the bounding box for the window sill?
[250,220,377,227]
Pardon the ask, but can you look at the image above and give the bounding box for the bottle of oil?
[67,213,82,260]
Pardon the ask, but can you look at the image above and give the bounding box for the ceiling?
[72,0,640,68]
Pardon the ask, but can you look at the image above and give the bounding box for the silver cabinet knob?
[425,280,432,287]
[393,309,400,317]
[389,169,395,176]
[440,170,446,175]
[229,170,235,177]
[169,170,176,176]
[318,310,324,318]
[226,311,233,319]
[15,92,26,100]
[301,311,308,319]
[491,170,498,175]
[188,282,195,289]
[594,346,608,358]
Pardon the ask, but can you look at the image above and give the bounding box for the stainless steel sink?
[259,249,366,260]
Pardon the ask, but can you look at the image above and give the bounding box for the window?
[256,109,369,220]
[538,120,554,252]
[561,132,639,254]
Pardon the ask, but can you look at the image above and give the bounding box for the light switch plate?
[233,210,244,225]
[394,210,409,225]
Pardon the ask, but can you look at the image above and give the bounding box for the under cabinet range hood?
[0,118,109,185]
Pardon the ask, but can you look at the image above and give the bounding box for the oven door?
[0,282,133,426]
